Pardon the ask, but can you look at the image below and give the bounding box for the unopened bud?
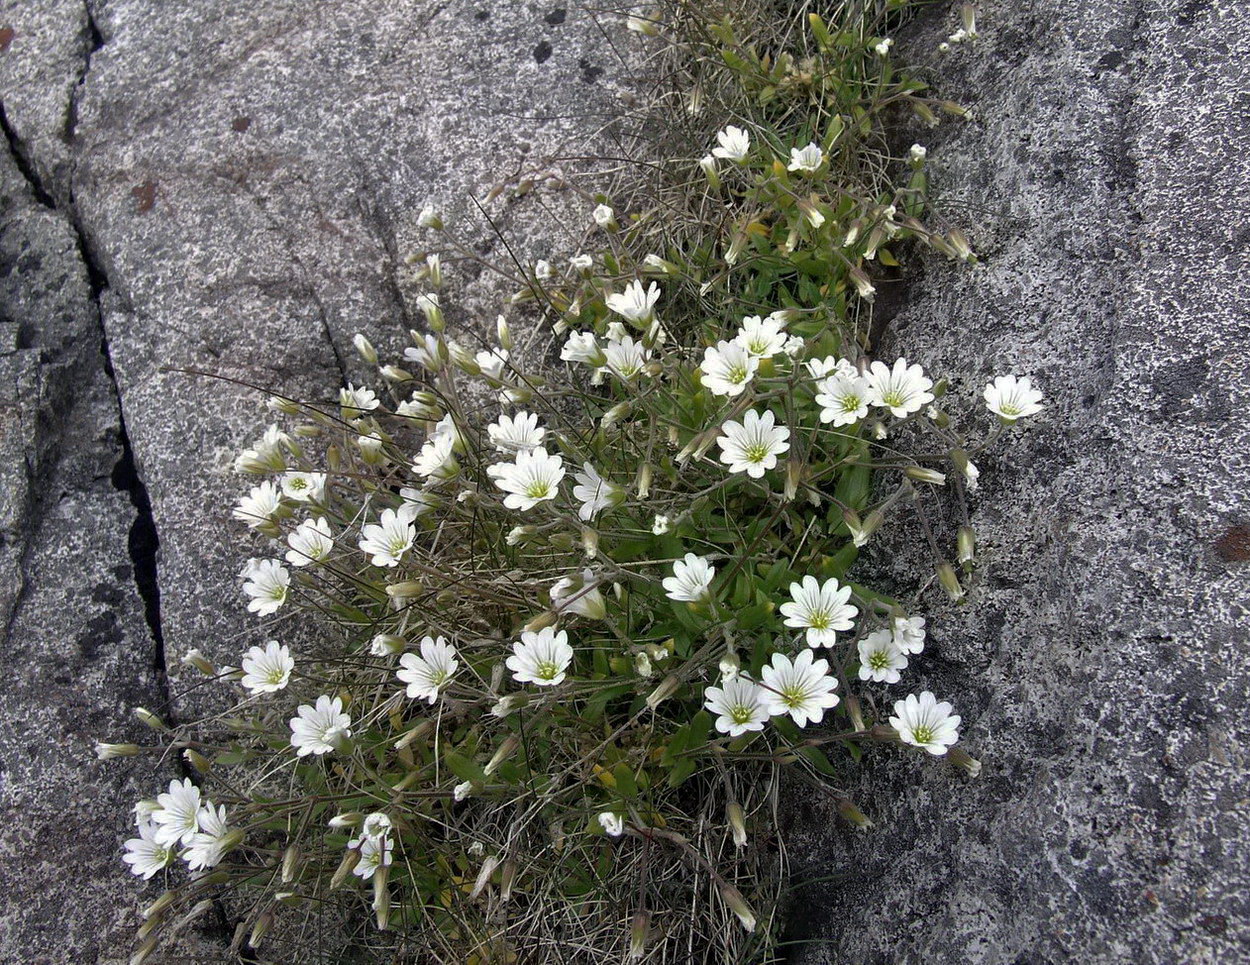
[848,266,876,300]
[129,935,159,965]
[718,653,740,679]
[718,881,757,932]
[698,154,721,189]
[845,693,866,732]
[491,693,530,718]
[957,526,976,566]
[370,633,407,656]
[636,463,652,499]
[426,253,442,287]
[248,911,272,948]
[180,648,215,676]
[785,457,803,500]
[385,580,425,600]
[416,292,443,331]
[373,867,391,929]
[282,843,302,882]
[726,802,747,848]
[602,401,631,429]
[470,855,500,900]
[182,748,212,774]
[506,524,537,546]
[485,735,520,776]
[394,719,434,750]
[352,333,377,364]
[143,891,177,920]
[849,508,884,547]
[417,204,443,230]
[836,798,874,829]
[629,910,650,959]
[948,745,982,777]
[328,811,364,829]
[330,848,361,890]
[132,707,169,732]
[797,198,826,228]
[905,466,947,486]
[581,526,600,558]
[95,742,141,760]
[645,674,681,710]
[500,857,518,902]
[496,314,512,350]
[523,610,559,633]
[267,395,299,414]
[936,561,965,601]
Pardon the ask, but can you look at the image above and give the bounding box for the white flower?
[892,616,926,655]
[405,332,445,372]
[909,143,927,162]
[787,143,824,173]
[396,393,439,420]
[241,640,295,694]
[358,507,416,567]
[598,812,625,837]
[865,358,935,418]
[400,487,439,516]
[488,411,545,453]
[962,459,980,491]
[592,203,616,228]
[234,425,290,473]
[783,334,806,357]
[242,559,290,615]
[890,692,961,755]
[874,37,893,55]
[506,626,574,687]
[413,436,459,487]
[151,778,202,847]
[286,516,333,566]
[805,355,858,380]
[780,575,858,648]
[281,471,326,503]
[233,481,282,529]
[711,125,750,162]
[289,695,352,756]
[550,568,608,620]
[814,374,871,426]
[353,834,393,881]
[416,292,442,329]
[703,676,769,737]
[603,335,651,380]
[984,375,1045,422]
[418,204,443,229]
[184,803,233,871]
[533,259,553,280]
[453,781,473,802]
[359,812,392,840]
[605,280,661,324]
[570,253,594,271]
[339,384,379,416]
[572,463,623,521]
[662,553,715,602]
[561,331,606,367]
[701,340,759,396]
[489,447,565,511]
[475,347,510,381]
[397,636,459,703]
[734,315,788,358]
[760,650,840,727]
[651,514,671,535]
[717,409,791,478]
[857,630,908,683]
[122,821,175,879]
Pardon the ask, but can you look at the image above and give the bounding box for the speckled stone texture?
[784,1,1250,963]
[0,0,636,961]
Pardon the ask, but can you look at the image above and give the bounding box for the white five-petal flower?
[286,516,333,566]
[717,409,791,478]
[233,481,282,529]
[814,373,871,426]
[890,692,961,755]
[892,615,927,655]
[605,280,660,324]
[412,432,460,482]
[488,411,546,454]
[280,471,326,503]
[289,695,352,756]
[550,568,608,619]
[242,559,290,615]
[476,347,510,382]
[352,834,393,880]
[506,627,574,687]
[598,812,625,837]
[151,778,203,848]
[734,315,788,358]
[779,575,858,647]
[561,331,606,367]
[240,640,295,694]
[339,384,379,417]
[984,375,1045,422]
[711,125,751,162]
[704,676,769,737]
[122,820,175,879]
[397,636,459,704]
[358,507,417,567]
[489,447,566,511]
[865,358,934,418]
[787,143,824,173]
[857,630,908,683]
[572,463,623,521]
[760,650,840,727]
[701,340,759,397]
[184,803,234,871]
[662,553,715,602]
[603,335,651,380]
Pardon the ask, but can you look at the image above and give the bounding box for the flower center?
[807,609,830,630]
[727,364,748,383]
[730,704,755,724]
[868,651,889,670]
[839,395,861,412]
[745,443,769,463]
[536,660,560,680]
[526,481,551,499]
[781,685,806,708]
[883,389,906,407]
[388,535,408,553]
[1000,401,1021,415]
[911,723,935,744]
[267,585,287,602]
[265,667,286,684]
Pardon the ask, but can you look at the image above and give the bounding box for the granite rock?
[784,1,1250,962]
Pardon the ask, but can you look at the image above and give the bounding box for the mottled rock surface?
[786,1,1250,963]
[0,0,635,961]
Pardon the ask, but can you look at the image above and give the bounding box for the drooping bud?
[132,707,169,732]
[957,526,976,566]
[485,735,520,775]
[281,843,302,883]
[496,314,513,350]
[948,745,982,777]
[180,648,216,676]
[726,802,748,848]
[522,610,559,633]
[905,466,947,486]
[836,798,874,829]
[645,674,681,710]
[330,848,361,890]
[936,561,965,601]
[352,333,377,364]
[94,742,141,760]
[182,748,212,774]
[629,910,650,959]
[718,881,757,932]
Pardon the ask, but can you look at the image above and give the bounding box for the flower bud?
[785,457,804,500]
[94,742,141,760]
[352,333,377,364]
[143,891,177,920]
[373,866,391,929]
[129,935,159,965]
[330,849,361,890]
[267,395,299,414]
[386,580,425,600]
[500,857,518,902]
[948,745,982,777]
[718,653,740,680]
[848,266,875,300]
[180,648,215,676]
[370,633,407,656]
[418,204,443,229]
[635,463,652,499]
[491,693,530,718]
[592,203,617,231]
[905,466,947,486]
[328,811,364,829]
[634,651,653,678]
[645,674,681,710]
[496,314,512,350]
[698,154,721,189]
[797,198,825,228]
[281,843,302,883]
[726,802,747,848]
[132,707,169,732]
[395,719,434,750]
[602,401,632,429]
[523,610,559,633]
[957,526,976,566]
[718,881,756,932]
[426,253,442,287]
[248,911,272,949]
[182,748,212,773]
[836,798,874,829]
[844,693,866,732]
[849,508,884,547]
[485,735,520,775]
[581,526,600,558]
[642,253,678,275]
[470,855,500,900]
[629,910,650,959]
[416,292,443,331]
[506,525,537,547]
[936,561,965,601]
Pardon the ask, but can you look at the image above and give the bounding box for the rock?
[785,1,1250,962]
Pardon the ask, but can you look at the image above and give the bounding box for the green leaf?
[612,763,639,798]
[667,757,697,787]
[443,749,488,785]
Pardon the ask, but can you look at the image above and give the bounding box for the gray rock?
[786,1,1250,962]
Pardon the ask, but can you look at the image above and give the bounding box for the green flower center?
[730,704,755,724]
[911,724,935,744]
[537,660,560,680]
[264,667,286,684]
[807,610,830,630]
[1000,401,1021,415]
[745,443,769,463]
[882,390,906,407]
[781,685,807,708]
[868,651,889,670]
[526,481,552,499]
[728,364,748,383]
[839,395,861,412]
